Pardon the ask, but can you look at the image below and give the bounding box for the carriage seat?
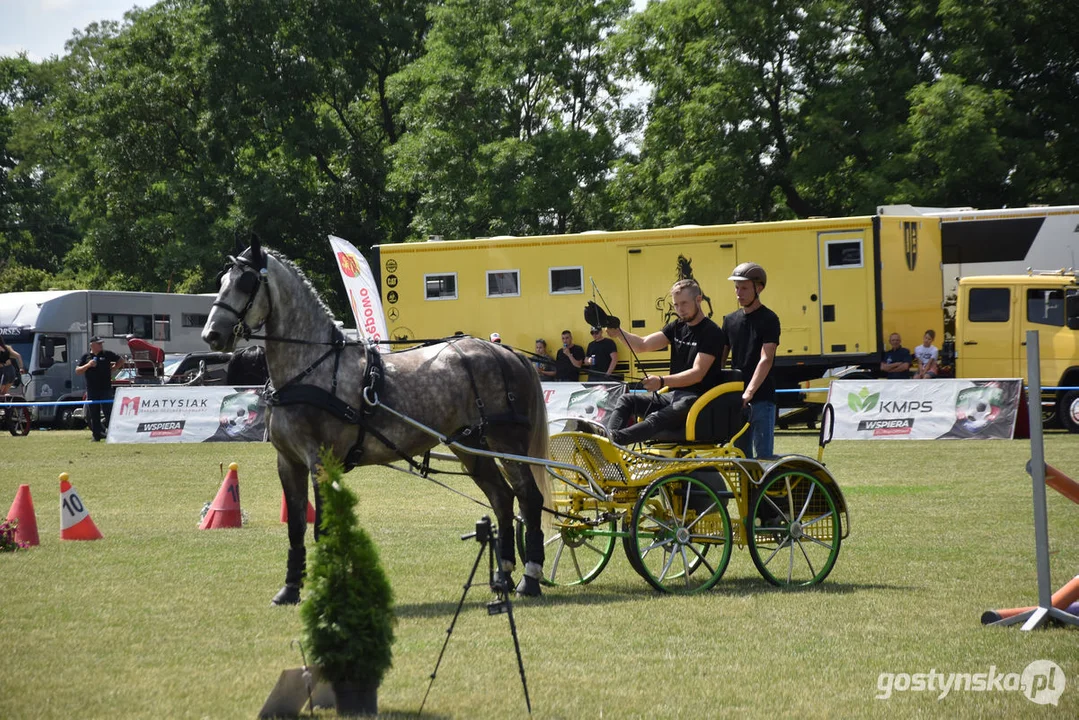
[650,370,747,446]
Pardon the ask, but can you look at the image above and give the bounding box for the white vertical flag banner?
[328,235,389,343]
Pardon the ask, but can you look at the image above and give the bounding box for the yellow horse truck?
[372,205,1079,432]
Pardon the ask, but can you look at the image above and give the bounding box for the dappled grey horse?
[202,237,551,604]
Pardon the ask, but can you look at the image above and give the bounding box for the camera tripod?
[419,516,531,715]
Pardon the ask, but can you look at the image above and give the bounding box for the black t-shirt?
[554,345,585,381]
[722,305,781,403]
[661,317,726,396]
[585,338,618,377]
[79,350,121,396]
[883,346,913,379]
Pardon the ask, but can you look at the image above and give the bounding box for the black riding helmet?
[727,262,767,288]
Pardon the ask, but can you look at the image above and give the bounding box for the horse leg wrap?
[500,559,516,574]
[523,561,542,580]
[515,572,542,598]
[271,547,306,606]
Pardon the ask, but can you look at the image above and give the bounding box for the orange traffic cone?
[60,473,103,541]
[200,463,242,529]
[5,484,39,547]
[280,494,315,523]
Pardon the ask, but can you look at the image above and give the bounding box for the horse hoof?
[515,575,542,597]
[271,584,301,606]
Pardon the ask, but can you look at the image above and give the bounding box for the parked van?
[0,290,232,426]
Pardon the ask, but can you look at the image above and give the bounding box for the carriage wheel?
[515,505,617,586]
[747,470,841,587]
[7,399,31,437]
[628,474,732,594]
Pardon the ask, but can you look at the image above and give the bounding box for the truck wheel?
[55,406,84,430]
[1059,391,1079,434]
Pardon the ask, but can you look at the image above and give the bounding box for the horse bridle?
[212,253,270,340]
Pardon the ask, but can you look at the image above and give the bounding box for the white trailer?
[0,290,228,426]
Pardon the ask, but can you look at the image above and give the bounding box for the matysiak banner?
[328,235,389,344]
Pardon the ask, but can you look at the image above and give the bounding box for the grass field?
[1,429,1077,719]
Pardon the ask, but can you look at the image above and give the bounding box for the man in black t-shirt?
[605,279,726,445]
[721,263,781,458]
[76,336,123,441]
[584,326,619,380]
[554,330,585,381]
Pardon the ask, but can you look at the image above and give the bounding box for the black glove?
[584,301,620,329]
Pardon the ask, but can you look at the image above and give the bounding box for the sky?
[1,0,149,61]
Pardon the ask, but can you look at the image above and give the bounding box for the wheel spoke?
[763,493,788,521]
[761,535,790,567]
[569,546,584,580]
[804,535,834,551]
[802,510,833,528]
[796,538,817,578]
[785,477,796,520]
[549,541,566,581]
[796,483,815,523]
[685,501,717,531]
[656,545,678,582]
[787,539,795,584]
[687,543,715,576]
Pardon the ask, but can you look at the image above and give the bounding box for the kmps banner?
[542,382,625,433]
[827,379,1023,440]
[329,235,388,344]
[107,386,269,443]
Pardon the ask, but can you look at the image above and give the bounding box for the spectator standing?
[532,339,557,379]
[554,330,585,381]
[0,337,24,395]
[75,336,122,441]
[881,333,913,379]
[721,262,781,459]
[585,326,619,379]
[912,330,939,379]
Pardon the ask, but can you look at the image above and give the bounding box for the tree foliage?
[1,0,1077,296]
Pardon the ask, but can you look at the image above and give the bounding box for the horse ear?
[250,232,263,265]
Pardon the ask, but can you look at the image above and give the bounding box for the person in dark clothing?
[584,326,619,379]
[881,333,913,379]
[604,279,726,445]
[554,330,585,381]
[75,336,122,441]
[721,262,781,459]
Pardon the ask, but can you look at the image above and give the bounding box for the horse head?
[202,234,271,352]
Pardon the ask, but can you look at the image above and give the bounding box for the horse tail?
[528,377,554,536]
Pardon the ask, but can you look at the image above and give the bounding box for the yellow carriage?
[521,381,849,594]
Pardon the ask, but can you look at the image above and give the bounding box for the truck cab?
[956,273,1079,431]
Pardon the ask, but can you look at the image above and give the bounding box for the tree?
[388,0,631,240]
[611,0,944,225]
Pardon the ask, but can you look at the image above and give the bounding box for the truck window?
[182,313,209,327]
[154,314,171,341]
[424,273,457,300]
[1026,289,1064,327]
[549,266,583,294]
[825,240,863,268]
[486,270,520,298]
[37,335,68,368]
[968,288,1010,322]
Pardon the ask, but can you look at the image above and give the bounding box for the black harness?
[215,251,532,472]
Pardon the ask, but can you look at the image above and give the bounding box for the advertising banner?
[827,379,1023,440]
[329,235,388,344]
[107,386,269,443]
[541,382,625,432]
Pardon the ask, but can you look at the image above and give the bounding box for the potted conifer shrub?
[301,450,396,716]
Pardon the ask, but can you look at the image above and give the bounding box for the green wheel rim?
[516,509,617,586]
[748,470,841,587]
[629,475,733,594]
